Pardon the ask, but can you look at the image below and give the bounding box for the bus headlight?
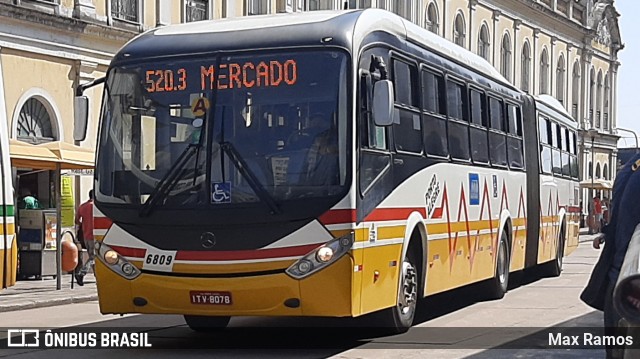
[286,232,354,279]
[316,247,334,262]
[97,242,141,280]
[104,250,119,265]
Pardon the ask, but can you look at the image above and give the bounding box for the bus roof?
[113,9,515,89]
[534,94,578,128]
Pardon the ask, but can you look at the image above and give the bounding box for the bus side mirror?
[74,96,89,142]
[372,80,394,127]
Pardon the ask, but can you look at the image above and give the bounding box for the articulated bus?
[0,113,16,290]
[77,9,580,332]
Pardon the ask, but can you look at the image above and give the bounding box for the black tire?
[487,230,510,300]
[184,315,231,332]
[376,249,420,334]
[544,226,565,277]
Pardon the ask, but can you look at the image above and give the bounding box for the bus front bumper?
[95,255,354,317]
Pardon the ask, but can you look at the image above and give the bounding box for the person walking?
[583,153,640,359]
[593,195,603,234]
[74,190,95,286]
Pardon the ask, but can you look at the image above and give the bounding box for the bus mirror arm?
[74,77,105,142]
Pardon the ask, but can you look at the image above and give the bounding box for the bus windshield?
[96,50,349,211]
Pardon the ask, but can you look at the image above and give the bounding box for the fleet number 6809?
[145,254,173,265]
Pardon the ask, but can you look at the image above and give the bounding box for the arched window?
[588,161,593,179]
[500,33,512,81]
[589,67,595,126]
[521,41,531,92]
[426,3,439,35]
[17,97,56,144]
[595,163,601,179]
[572,61,581,119]
[604,74,610,130]
[453,14,465,47]
[556,55,566,105]
[540,49,549,94]
[603,163,609,180]
[596,70,603,128]
[477,24,490,61]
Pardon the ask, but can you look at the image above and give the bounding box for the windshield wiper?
[139,143,200,217]
[220,141,281,215]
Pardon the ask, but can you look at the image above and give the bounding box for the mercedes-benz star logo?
[201,232,216,249]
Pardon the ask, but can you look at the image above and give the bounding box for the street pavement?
[0,273,96,313]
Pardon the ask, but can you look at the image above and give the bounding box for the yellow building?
[0,0,622,221]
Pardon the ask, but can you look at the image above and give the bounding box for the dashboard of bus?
[95,49,350,218]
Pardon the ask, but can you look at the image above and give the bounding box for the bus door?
[357,68,398,314]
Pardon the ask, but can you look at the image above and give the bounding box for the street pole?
[587,128,598,234]
[616,127,639,154]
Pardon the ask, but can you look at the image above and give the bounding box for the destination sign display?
[144,59,298,93]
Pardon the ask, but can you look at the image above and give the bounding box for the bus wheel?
[544,226,565,277]
[488,230,510,300]
[184,315,231,332]
[378,250,419,334]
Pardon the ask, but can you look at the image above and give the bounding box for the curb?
[0,294,98,313]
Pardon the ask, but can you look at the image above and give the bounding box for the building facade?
[0,0,622,213]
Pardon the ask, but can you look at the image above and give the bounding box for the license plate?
[189,291,232,305]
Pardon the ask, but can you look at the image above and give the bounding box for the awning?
[37,141,94,169]
[580,179,613,190]
[9,139,60,170]
[9,139,94,170]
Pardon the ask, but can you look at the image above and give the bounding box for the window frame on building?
[500,32,512,81]
[453,13,466,48]
[521,41,531,92]
[184,0,212,22]
[556,55,566,106]
[478,24,490,61]
[425,2,439,35]
[111,0,142,24]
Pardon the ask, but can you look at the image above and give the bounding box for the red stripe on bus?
[175,243,321,261]
[110,245,146,259]
[563,205,581,213]
[319,209,356,225]
[94,217,113,229]
[364,207,427,222]
[320,207,428,225]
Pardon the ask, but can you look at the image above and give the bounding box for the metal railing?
[186,0,208,22]
[614,223,640,324]
[111,0,138,22]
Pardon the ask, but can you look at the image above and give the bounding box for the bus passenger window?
[541,146,552,174]
[393,61,419,107]
[469,90,488,163]
[539,117,548,144]
[422,70,448,157]
[489,97,504,131]
[470,90,484,126]
[422,71,445,115]
[447,81,469,160]
[447,81,466,121]
[394,110,422,153]
[488,97,507,166]
[507,104,522,136]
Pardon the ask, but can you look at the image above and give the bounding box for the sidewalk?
[0,273,97,312]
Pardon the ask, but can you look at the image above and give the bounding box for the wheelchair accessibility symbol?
[211,182,231,203]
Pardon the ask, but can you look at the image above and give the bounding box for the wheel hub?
[398,261,417,316]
